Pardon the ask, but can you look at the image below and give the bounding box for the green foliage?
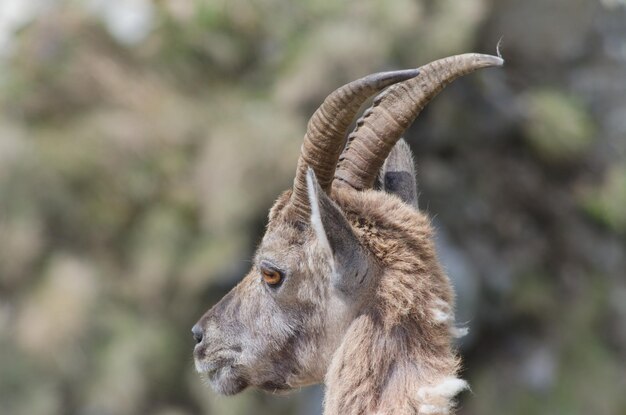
[523,89,596,162]
[581,164,626,233]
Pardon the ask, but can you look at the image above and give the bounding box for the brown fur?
[323,187,461,414]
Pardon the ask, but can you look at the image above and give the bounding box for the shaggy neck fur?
[322,188,466,415]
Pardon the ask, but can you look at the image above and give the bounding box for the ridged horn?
[288,68,421,220]
[333,53,503,191]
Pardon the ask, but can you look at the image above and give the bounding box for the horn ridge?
[333,53,503,191]
[288,68,421,221]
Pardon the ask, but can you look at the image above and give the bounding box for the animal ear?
[378,138,418,208]
[306,168,371,296]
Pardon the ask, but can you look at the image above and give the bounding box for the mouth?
[194,348,248,395]
[194,357,234,376]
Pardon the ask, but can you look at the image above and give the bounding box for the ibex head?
[193,53,502,412]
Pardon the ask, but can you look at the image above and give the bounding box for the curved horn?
[333,53,503,191]
[289,69,421,220]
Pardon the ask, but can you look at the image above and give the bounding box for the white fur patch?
[419,404,450,414]
[418,377,469,400]
[431,308,452,323]
[450,326,469,338]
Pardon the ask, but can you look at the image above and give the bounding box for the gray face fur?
[193,168,383,395]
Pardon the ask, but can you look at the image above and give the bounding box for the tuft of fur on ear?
[307,168,336,274]
[306,168,372,297]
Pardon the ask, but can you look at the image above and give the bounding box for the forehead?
[257,219,308,265]
[261,190,310,251]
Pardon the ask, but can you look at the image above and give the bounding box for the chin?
[204,365,249,396]
[259,380,293,395]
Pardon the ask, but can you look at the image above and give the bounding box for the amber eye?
[261,268,282,286]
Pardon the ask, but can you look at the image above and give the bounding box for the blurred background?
[1,0,625,414]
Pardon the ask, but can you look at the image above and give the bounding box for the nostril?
[191,324,203,344]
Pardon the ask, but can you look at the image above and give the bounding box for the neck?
[322,281,466,415]
[322,189,467,414]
